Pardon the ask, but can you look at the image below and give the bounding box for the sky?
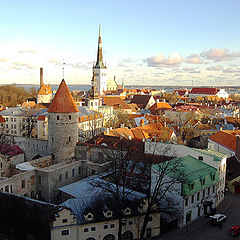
[0,0,240,86]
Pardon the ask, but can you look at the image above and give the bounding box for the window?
[5,186,9,192]
[146,228,152,238]
[57,116,59,120]
[78,166,81,175]
[191,195,194,203]
[128,220,133,225]
[91,227,96,231]
[61,230,69,236]
[212,174,216,181]
[198,156,203,161]
[110,224,115,228]
[203,190,205,198]
[31,191,34,198]
[0,162,2,168]
[38,176,41,185]
[190,183,194,191]
[10,185,13,193]
[104,225,108,229]
[202,178,205,185]
[69,115,71,120]
[186,211,192,223]
[59,174,62,182]
[65,171,68,179]
[92,169,96,175]
[21,180,25,189]
[148,216,153,221]
[213,185,215,193]
[72,169,75,177]
[83,228,88,232]
[30,176,35,185]
[185,197,188,207]
[197,192,200,201]
[208,187,210,195]
[62,219,68,223]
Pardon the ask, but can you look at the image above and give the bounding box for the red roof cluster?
[0,115,6,123]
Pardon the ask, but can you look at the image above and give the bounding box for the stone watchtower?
[48,79,79,162]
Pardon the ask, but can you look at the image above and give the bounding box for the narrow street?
[159,192,240,240]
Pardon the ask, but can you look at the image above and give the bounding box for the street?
[159,192,240,240]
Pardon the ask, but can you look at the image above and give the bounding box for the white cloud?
[18,49,38,54]
[201,48,240,62]
[145,53,183,67]
[185,54,202,64]
[206,65,223,71]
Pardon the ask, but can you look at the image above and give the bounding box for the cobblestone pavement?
[158,192,240,240]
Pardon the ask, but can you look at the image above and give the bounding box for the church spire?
[95,24,106,69]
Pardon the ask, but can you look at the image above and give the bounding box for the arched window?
[122,231,133,240]
[86,238,95,240]
[103,234,115,240]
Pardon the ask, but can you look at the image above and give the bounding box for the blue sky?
[0,0,240,86]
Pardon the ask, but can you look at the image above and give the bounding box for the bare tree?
[91,139,143,240]
[21,108,39,137]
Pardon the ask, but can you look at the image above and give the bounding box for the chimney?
[236,135,240,161]
[40,68,43,87]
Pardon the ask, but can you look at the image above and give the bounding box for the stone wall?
[14,136,49,160]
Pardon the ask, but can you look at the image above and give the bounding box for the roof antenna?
[62,59,65,80]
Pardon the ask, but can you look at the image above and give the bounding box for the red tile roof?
[0,115,6,123]
[190,87,219,95]
[48,79,79,113]
[209,130,240,152]
[102,96,130,109]
[37,115,46,121]
[0,142,24,157]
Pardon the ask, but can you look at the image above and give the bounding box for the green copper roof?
[153,155,219,197]
[195,148,226,162]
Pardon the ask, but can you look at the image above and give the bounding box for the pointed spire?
[48,79,79,113]
[95,24,106,69]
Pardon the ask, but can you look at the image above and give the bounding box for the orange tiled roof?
[0,115,6,123]
[37,83,52,95]
[48,79,79,113]
[102,96,130,109]
[21,101,36,108]
[209,130,240,152]
[37,115,46,121]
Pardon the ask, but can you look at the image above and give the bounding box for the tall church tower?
[48,79,79,162]
[86,70,101,111]
[93,25,107,95]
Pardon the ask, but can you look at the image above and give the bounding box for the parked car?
[210,214,227,225]
[229,225,240,236]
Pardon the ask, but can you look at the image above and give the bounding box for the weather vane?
[62,59,65,79]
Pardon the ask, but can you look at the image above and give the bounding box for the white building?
[93,25,107,95]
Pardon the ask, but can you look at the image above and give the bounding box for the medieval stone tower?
[93,24,107,95]
[48,79,79,162]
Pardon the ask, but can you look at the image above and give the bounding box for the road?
[159,192,240,240]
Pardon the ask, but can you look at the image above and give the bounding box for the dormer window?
[104,210,113,218]
[201,178,205,186]
[124,208,131,215]
[84,212,94,221]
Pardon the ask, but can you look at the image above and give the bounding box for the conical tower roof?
[48,79,79,113]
